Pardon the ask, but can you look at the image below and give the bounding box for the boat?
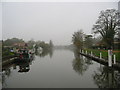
[14,49,33,63]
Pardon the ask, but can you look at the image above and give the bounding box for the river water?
[2,49,120,88]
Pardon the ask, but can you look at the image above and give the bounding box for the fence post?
[100,52,102,59]
[113,54,116,64]
[108,50,112,67]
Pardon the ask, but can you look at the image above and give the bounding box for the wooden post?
[113,54,116,64]
[108,50,112,67]
[100,52,102,59]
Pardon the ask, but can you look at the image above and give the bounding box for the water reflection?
[93,66,120,88]
[72,49,93,75]
[35,47,54,58]
[2,54,35,87]
[2,48,120,88]
[72,49,120,88]
[18,62,30,73]
[2,67,11,87]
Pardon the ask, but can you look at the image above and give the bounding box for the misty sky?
[2,2,118,45]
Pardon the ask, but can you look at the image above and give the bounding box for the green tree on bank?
[3,38,24,46]
[84,35,93,48]
[49,40,54,48]
[72,30,84,50]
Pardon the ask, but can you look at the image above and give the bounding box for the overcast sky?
[2,2,118,45]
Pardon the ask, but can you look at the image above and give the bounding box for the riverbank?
[83,49,120,62]
[79,52,120,71]
[2,56,17,66]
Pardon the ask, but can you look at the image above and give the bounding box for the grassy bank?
[83,49,120,61]
[2,47,15,61]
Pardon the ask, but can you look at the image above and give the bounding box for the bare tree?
[92,9,120,49]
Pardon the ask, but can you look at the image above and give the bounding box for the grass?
[83,49,120,61]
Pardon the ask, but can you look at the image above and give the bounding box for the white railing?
[80,49,117,67]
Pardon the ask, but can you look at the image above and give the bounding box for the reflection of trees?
[2,68,11,87]
[49,48,53,58]
[93,66,120,88]
[72,49,92,75]
[18,62,30,73]
[2,55,35,87]
[35,47,54,58]
[2,68,11,77]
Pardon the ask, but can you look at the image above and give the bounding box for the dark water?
[2,49,120,88]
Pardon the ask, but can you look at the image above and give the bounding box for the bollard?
[82,50,84,53]
[113,54,116,64]
[100,52,102,59]
[86,50,87,54]
[91,51,93,56]
[108,50,112,67]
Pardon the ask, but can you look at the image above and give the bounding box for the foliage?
[3,38,24,46]
[84,35,93,48]
[84,49,120,61]
[49,40,54,48]
[35,47,53,58]
[72,30,84,49]
[93,66,120,88]
[2,38,24,58]
[35,40,53,51]
[2,47,15,58]
[92,9,120,49]
[72,49,92,75]
[27,39,36,49]
[117,30,120,40]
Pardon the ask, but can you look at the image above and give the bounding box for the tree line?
[2,38,54,57]
[72,9,120,50]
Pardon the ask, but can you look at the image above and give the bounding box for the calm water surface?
[2,49,120,88]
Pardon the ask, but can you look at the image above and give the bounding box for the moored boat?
[14,48,33,63]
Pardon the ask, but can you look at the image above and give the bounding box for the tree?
[27,39,36,49]
[92,9,120,49]
[72,30,84,49]
[3,38,24,46]
[84,35,93,48]
[49,40,54,48]
[72,50,92,75]
[118,31,120,40]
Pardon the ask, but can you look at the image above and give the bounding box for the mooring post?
[86,50,87,54]
[82,50,84,53]
[91,51,93,56]
[100,52,102,59]
[113,54,116,64]
[108,50,112,67]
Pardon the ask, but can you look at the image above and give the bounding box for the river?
[2,49,120,88]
